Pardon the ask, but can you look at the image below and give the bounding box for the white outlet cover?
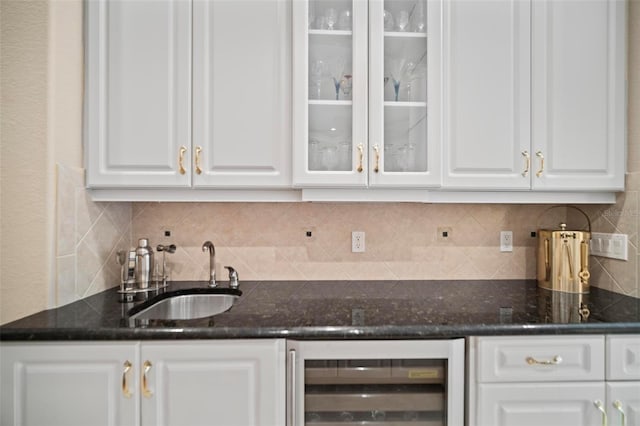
[500,231,513,252]
[591,232,628,261]
[352,231,365,253]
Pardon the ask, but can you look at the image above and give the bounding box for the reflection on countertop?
[1,280,639,341]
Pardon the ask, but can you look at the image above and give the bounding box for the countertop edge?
[2,323,640,342]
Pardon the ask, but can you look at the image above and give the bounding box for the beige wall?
[1,0,639,325]
[1,0,52,324]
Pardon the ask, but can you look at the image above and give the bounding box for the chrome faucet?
[202,241,216,287]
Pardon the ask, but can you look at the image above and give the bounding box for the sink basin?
[128,288,241,320]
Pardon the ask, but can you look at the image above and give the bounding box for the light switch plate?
[590,232,628,261]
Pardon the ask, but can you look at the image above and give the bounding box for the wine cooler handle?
[288,349,296,426]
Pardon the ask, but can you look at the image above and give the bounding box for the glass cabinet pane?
[308,0,354,172]
[303,358,448,425]
[382,0,428,174]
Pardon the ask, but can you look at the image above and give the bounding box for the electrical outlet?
[500,231,513,252]
[352,231,365,253]
[591,232,628,260]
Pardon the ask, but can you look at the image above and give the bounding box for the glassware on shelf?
[341,74,352,100]
[383,9,394,31]
[388,58,407,101]
[337,9,352,31]
[328,58,346,100]
[325,8,338,30]
[338,141,351,170]
[384,143,397,171]
[387,52,427,101]
[397,143,416,171]
[308,138,322,170]
[309,60,326,100]
[396,10,409,31]
[320,144,338,170]
[412,1,426,32]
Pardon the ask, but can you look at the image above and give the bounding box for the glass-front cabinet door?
[293,0,441,188]
[293,0,368,187]
[369,0,440,187]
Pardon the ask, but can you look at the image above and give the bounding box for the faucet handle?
[224,266,239,289]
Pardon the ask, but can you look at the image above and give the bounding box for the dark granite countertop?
[1,280,639,341]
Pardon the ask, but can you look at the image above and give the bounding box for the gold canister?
[537,207,591,294]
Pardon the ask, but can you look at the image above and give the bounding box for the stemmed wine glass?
[309,60,326,99]
[387,54,426,101]
[388,58,407,101]
[328,58,346,100]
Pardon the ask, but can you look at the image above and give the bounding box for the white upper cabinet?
[85,0,192,188]
[192,0,292,188]
[442,0,530,190]
[85,0,292,189]
[292,0,441,188]
[531,0,626,191]
[443,0,626,191]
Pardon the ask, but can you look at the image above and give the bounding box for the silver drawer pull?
[526,355,562,365]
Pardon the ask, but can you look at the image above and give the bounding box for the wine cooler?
[287,340,464,425]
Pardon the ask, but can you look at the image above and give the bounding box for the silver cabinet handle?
[526,355,562,365]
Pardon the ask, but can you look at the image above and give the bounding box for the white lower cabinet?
[469,335,640,426]
[0,340,286,426]
[606,335,640,426]
[0,342,139,426]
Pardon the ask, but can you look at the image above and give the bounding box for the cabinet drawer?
[607,335,640,380]
[476,335,605,383]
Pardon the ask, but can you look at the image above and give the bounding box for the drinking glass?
[383,9,394,31]
[412,1,426,32]
[309,138,322,170]
[396,10,409,31]
[341,74,352,99]
[309,60,326,99]
[320,144,338,170]
[338,9,352,30]
[388,58,407,101]
[325,8,338,30]
[328,58,346,100]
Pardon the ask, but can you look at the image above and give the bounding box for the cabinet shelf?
[384,101,427,108]
[384,31,427,38]
[309,100,353,106]
[309,29,353,37]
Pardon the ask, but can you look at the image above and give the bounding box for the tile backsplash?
[56,164,131,306]
[129,175,639,298]
[55,169,640,307]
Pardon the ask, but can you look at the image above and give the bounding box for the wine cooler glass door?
[287,340,465,426]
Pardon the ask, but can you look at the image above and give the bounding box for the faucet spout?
[201,241,216,287]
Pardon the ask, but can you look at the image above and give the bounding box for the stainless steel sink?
[128,288,241,320]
